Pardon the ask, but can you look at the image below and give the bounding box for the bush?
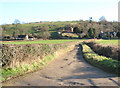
[37,31,50,39]
[34,26,51,39]
[73,26,83,33]
[88,28,96,38]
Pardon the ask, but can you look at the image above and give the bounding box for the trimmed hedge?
[2,42,79,68]
[82,44,120,75]
[85,42,119,61]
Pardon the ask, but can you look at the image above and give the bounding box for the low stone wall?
[85,42,119,61]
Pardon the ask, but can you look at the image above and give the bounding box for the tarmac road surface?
[3,45,119,87]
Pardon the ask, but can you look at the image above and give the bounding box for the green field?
[3,39,119,45]
[95,39,119,45]
[2,39,81,44]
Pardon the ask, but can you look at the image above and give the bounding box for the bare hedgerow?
[86,42,119,61]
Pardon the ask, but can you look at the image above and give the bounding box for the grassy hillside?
[2,21,119,39]
[2,21,79,38]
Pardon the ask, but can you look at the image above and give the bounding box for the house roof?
[18,35,26,38]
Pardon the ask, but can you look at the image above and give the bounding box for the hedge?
[85,42,119,61]
[82,44,120,76]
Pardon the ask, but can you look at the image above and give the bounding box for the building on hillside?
[110,31,117,37]
[70,27,73,32]
[99,31,117,39]
[28,35,34,40]
[16,34,34,40]
[16,35,26,40]
[3,36,10,40]
[25,34,28,40]
[99,31,104,38]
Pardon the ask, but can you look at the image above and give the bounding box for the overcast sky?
[0,0,119,24]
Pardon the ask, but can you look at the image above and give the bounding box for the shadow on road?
[60,44,118,86]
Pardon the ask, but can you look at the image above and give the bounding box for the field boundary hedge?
[82,43,120,76]
[1,41,80,82]
[85,42,119,61]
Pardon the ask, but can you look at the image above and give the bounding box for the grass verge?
[82,43,120,76]
[1,54,55,82]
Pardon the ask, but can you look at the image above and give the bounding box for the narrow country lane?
[3,45,119,86]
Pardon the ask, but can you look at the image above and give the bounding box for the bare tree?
[99,16,106,21]
[14,19,20,24]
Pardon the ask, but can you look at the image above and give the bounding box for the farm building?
[16,34,34,40]
[3,36,10,40]
[99,31,117,39]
